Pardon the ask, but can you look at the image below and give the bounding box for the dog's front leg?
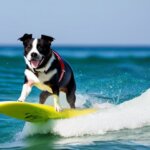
[53,94,62,112]
[18,82,33,102]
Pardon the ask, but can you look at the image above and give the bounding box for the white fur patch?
[38,69,57,83]
[18,84,32,101]
[25,69,57,93]
[25,69,39,82]
[26,39,43,61]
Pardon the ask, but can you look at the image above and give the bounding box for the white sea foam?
[21,89,150,137]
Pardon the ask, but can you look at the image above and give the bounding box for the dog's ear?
[41,35,54,43]
[18,34,32,42]
[18,34,32,47]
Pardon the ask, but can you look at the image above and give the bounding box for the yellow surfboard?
[0,101,97,122]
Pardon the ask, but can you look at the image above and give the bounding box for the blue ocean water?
[0,45,150,149]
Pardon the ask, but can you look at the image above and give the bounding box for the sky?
[0,0,150,46]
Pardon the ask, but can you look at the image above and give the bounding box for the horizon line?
[0,43,150,48]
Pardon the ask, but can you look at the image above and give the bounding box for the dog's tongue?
[30,60,40,68]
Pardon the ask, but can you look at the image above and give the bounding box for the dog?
[18,34,76,111]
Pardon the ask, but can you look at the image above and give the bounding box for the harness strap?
[53,50,65,82]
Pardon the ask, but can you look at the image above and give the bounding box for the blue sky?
[0,0,150,45]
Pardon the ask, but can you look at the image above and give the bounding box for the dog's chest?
[25,69,57,93]
[37,70,57,83]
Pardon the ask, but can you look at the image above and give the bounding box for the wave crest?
[21,89,150,137]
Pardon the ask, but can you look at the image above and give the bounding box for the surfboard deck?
[0,101,97,122]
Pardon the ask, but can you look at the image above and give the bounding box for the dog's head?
[19,34,54,69]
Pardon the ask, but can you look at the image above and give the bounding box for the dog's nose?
[31,52,38,58]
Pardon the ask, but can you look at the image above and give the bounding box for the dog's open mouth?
[30,58,44,68]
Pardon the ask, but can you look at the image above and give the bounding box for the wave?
[21,89,150,137]
[0,46,150,59]
[58,49,150,59]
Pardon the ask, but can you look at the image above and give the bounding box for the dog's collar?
[53,50,65,82]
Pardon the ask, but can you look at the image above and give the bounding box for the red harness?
[53,50,65,82]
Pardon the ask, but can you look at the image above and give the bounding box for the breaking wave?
[21,89,150,137]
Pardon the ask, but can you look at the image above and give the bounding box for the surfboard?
[0,101,97,122]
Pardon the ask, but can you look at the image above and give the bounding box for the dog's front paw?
[54,104,62,112]
[17,99,24,102]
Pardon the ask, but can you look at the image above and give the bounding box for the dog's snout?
[31,52,38,58]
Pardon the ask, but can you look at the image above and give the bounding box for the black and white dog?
[18,34,76,111]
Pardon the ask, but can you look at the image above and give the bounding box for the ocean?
[0,45,150,149]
